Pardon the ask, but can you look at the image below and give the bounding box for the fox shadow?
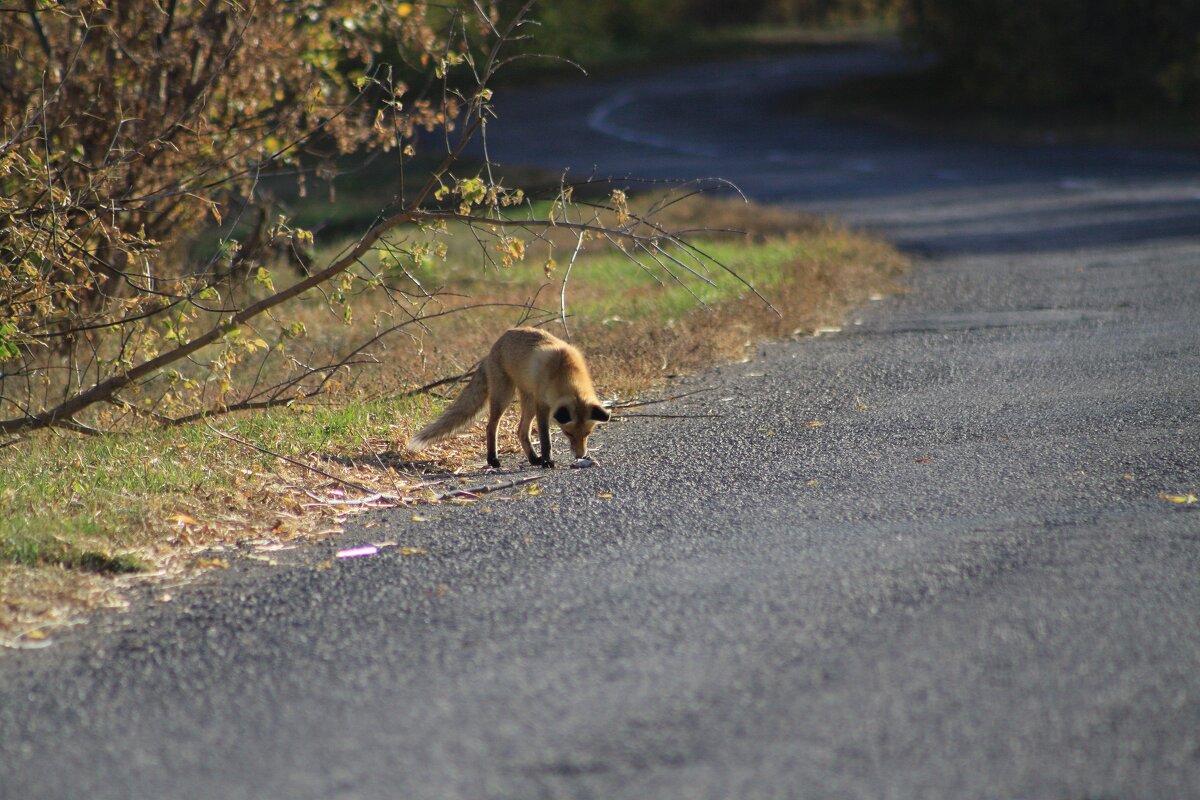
[316,448,535,483]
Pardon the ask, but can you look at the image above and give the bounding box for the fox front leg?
[535,405,555,468]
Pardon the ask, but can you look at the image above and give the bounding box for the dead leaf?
[596,490,613,499]
[336,545,378,559]
[411,514,431,522]
[172,513,200,526]
[193,557,229,570]
[399,546,428,556]
[806,479,819,487]
[806,421,826,428]
[1158,492,1198,504]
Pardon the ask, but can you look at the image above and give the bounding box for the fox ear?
[553,406,572,425]
[590,404,611,423]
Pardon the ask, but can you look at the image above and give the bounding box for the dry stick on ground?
[615,412,724,419]
[437,475,540,501]
[608,388,718,410]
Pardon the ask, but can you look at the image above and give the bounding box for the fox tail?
[406,368,489,452]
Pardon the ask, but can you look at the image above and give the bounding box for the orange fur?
[407,327,610,468]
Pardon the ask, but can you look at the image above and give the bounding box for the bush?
[901,0,1200,110]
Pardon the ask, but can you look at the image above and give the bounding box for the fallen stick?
[437,475,540,501]
[607,387,716,410]
[616,412,724,419]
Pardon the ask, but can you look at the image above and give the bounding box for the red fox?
[407,327,610,468]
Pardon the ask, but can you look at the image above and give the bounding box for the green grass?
[0,393,435,575]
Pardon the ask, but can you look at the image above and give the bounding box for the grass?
[0,191,908,645]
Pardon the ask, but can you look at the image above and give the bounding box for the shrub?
[901,0,1200,110]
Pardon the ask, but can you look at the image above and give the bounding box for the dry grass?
[0,195,907,648]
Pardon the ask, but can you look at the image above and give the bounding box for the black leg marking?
[536,406,554,468]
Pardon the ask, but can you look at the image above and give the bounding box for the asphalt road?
[3,45,1200,800]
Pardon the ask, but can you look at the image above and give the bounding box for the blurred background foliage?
[900,0,1200,112]
[525,0,1200,114]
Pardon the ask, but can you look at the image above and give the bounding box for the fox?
[407,327,611,468]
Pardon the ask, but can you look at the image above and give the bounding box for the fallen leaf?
[806,479,820,487]
[1158,492,1198,504]
[399,546,428,556]
[193,557,229,570]
[25,630,47,640]
[525,484,543,496]
[411,514,431,522]
[806,421,826,428]
[597,490,613,499]
[172,513,199,526]
[336,545,379,559]
[914,458,931,463]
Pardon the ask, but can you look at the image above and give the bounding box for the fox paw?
[487,456,501,469]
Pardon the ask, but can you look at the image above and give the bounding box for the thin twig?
[203,420,374,494]
[607,387,716,410]
[616,412,724,419]
[402,368,476,398]
[437,475,540,501]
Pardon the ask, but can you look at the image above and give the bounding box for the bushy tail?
[407,369,489,452]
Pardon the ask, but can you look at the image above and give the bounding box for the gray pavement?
[2,45,1199,800]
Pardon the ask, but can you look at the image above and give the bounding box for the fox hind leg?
[516,391,540,466]
[485,374,515,468]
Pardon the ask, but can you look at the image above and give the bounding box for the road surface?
[2,44,1199,800]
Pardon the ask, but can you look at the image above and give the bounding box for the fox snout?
[567,432,590,459]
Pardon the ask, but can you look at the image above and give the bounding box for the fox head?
[552,402,610,459]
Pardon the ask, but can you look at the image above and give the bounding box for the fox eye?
[553,406,572,425]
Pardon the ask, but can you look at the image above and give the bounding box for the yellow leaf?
[597,490,613,499]
[194,557,228,570]
[25,630,47,640]
[411,514,431,522]
[399,546,427,556]
[806,479,820,487]
[172,513,199,525]
[1158,492,1198,504]
[806,421,826,428]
